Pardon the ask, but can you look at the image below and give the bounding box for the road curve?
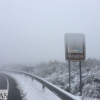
[0,73,22,100]
[0,75,7,89]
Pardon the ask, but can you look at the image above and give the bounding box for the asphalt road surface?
[0,75,7,89]
[0,73,22,100]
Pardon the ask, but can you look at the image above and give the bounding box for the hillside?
[34,58,100,99]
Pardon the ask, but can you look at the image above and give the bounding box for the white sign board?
[65,33,86,61]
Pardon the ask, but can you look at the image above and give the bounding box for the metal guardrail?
[3,71,81,100]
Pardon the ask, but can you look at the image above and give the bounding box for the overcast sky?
[0,0,100,66]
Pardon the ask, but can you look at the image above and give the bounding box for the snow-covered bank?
[6,73,61,100]
[4,72,99,100]
[5,72,82,100]
[34,59,100,100]
[2,58,100,100]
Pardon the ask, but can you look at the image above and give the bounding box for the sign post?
[64,33,85,96]
[69,61,71,93]
[79,61,82,96]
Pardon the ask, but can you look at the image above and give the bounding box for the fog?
[0,0,100,66]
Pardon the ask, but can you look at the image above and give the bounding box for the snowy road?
[0,74,7,89]
[5,73,61,100]
[3,72,99,100]
[0,73,22,100]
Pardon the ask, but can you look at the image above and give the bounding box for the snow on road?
[6,73,61,100]
[4,72,99,100]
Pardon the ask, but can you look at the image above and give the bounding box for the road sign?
[65,33,85,61]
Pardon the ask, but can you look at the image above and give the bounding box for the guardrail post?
[32,77,34,81]
[27,67,28,73]
[25,73,26,76]
[42,85,45,92]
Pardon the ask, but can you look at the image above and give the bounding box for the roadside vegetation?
[34,58,100,99]
[2,58,100,99]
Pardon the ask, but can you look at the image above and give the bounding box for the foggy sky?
[0,0,100,66]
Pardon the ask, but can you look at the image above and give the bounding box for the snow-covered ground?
[5,73,62,100]
[2,58,100,100]
[4,72,82,100]
[2,72,99,100]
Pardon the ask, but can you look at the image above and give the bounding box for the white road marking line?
[0,74,9,100]
[1,75,9,92]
